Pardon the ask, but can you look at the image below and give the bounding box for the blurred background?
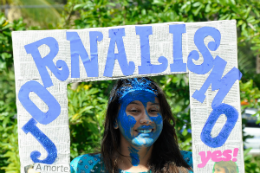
[0,0,260,172]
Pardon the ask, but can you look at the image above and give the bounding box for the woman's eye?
[149,109,159,113]
[129,109,139,113]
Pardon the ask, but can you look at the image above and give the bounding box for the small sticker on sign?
[34,163,70,173]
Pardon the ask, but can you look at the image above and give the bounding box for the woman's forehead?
[119,90,158,105]
[215,165,224,169]
[127,99,160,106]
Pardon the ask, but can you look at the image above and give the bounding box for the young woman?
[70,77,193,173]
[213,161,238,173]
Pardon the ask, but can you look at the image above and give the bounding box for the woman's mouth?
[136,129,153,133]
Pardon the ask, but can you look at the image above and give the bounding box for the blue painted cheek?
[151,114,163,138]
[117,107,136,141]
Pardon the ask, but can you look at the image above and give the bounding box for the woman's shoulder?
[180,150,193,169]
[70,151,193,173]
[70,153,104,173]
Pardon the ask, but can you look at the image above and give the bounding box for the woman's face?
[214,165,226,173]
[117,90,163,147]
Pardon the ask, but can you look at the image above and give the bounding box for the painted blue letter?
[103,28,135,77]
[136,26,168,74]
[192,56,242,108]
[169,24,186,72]
[187,27,221,74]
[18,80,61,125]
[24,37,69,88]
[200,104,238,148]
[67,31,102,78]
[22,118,57,164]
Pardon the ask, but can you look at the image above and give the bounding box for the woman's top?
[70,151,193,173]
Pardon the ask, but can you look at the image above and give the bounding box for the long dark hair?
[101,77,192,173]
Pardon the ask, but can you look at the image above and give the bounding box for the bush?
[0,13,26,173]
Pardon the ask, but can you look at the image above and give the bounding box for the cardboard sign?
[12,20,244,173]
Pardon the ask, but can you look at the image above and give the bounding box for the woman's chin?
[131,137,155,147]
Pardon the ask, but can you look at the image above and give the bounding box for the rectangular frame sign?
[13,20,244,173]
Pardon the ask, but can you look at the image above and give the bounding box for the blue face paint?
[117,90,163,148]
[128,146,140,166]
[117,78,158,101]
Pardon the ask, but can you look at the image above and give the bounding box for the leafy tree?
[68,81,114,158]
[240,79,260,173]
[0,13,26,173]
[0,0,63,28]
[1,0,260,172]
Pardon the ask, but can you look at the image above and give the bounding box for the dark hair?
[101,77,192,173]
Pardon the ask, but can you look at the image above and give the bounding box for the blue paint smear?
[117,111,136,141]
[117,90,163,148]
[128,146,140,166]
[117,78,157,101]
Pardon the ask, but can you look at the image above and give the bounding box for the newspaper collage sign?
[13,20,244,173]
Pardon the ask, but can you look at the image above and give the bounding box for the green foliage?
[1,0,63,28]
[0,13,26,173]
[18,0,61,28]
[244,149,260,173]
[0,13,26,71]
[240,79,260,124]
[239,77,260,172]
[1,0,260,172]
[0,101,19,172]
[68,81,115,159]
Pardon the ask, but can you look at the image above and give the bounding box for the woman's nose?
[139,110,152,124]
[140,119,152,124]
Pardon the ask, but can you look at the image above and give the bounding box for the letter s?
[187,26,221,74]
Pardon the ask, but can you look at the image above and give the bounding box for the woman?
[213,161,238,173]
[71,77,193,173]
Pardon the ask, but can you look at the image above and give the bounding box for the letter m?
[192,56,242,108]
[44,165,52,171]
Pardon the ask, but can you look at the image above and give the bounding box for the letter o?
[200,103,238,148]
[18,80,61,125]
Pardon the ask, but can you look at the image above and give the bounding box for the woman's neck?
[117,136,153,172]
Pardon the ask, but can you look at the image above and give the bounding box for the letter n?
[67,31,103,78]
